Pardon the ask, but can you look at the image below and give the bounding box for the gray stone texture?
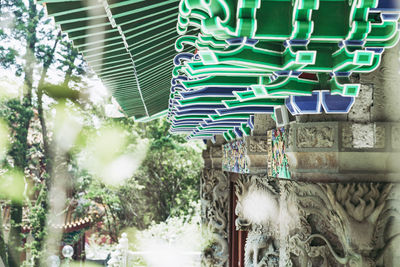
[360,44,400,122]
[253,114,276,135]
[347,84,373,123]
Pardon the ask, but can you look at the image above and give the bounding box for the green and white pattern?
[168,0,400,140]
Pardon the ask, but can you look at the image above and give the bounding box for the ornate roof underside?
[167,0,400,140]
[39,0,193,120]
[38,0,400,129]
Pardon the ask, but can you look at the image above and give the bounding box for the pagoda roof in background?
[1,200,105,233]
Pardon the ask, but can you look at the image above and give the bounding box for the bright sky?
[0,1,113,109]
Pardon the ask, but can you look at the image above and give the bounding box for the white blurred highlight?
[103,140,149,186]
[82,127,149,186]
[53,104,82,151]
[137,215,202,267]
[0,119,9,161]
[0,77,21,99]
[138,239,200,267]
[241,189,279,226]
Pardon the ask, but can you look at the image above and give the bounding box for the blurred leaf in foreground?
[0,169,24,203]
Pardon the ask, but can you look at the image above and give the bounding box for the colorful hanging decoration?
[222,139,250,173]
[269,127,291,179]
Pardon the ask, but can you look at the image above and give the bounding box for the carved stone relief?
[232,177,400,267]
[235,175,279,231]
[201,168,230,267]
[281,181,400,267]
[248,137,269,153]
[296,126,334,148]
[245,230,279,267]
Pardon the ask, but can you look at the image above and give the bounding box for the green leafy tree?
[0,1,88,265]
[0,0,40,264]
[118,119,203,229]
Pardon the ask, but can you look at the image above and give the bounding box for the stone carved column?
[201,169,230,267]
[201,138,230,267]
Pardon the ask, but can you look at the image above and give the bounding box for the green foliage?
[62,229,87,246]
[0,2,205,265]
[0,98,35,266]
[117,118,204,229]
[0,99,33,169]
[69,117,203,237]
[57,37,87,86]
[0,1,89,265]
[0,47,22,75]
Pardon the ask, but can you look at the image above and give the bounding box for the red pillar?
[229,174,247,267]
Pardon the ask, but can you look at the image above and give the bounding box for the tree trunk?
[37,30,61,181]
[8,202,23,267]
[0,205,8,266]
[22,0,37,106]
[62,42,77,87]
[34,31,60,267]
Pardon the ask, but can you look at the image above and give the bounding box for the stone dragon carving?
[201,168,230,267]
[283,182,400,267]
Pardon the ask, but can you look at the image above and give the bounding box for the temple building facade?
[200,44,400,266]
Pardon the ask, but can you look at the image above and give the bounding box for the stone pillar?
[201,137,230,267]
[253,114,276,135]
